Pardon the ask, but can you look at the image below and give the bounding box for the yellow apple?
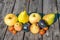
[14,22,22,31]
[4,13,17,26]
[29,13,41,24]
[30,23,40,34]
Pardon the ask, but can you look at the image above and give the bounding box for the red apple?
[29,13,41,24]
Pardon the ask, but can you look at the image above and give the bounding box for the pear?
[43,13,55,25]
[30,23,40,34]
[18,10,29,24]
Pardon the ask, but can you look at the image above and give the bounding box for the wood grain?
[3,0,16,40]
[57,0,60,40]
[12,0,26,40]
[28,0,42,40]
[0,0,59,40]
[43,0,59,40]
[57,0,60,31]
[0,0,15,40]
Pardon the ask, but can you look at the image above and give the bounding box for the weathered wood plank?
[37,0,43,40]
[0,1,6,40]
[43,0,59,40]
[43,0,53,39]
[12,0,26,40]
[27,0,43,40]
[57,0,60,13]
[22,0,31,40]
[0,0,59,40]
[0,0,4,1]
[50,0,60,40]
[13,0,26,14]
[57,0,60,29]
[57,0,60,40]
[0,0,15,40]
[2,0,16,40]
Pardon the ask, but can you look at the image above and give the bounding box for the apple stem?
[8,17,12,19]
[33,14,35,17]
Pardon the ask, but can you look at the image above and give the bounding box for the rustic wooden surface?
[0,0,60,40]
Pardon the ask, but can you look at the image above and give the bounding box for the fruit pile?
[4,10,55,35]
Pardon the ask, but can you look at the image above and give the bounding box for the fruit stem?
[8,17,12,19]
[33,14,35,17]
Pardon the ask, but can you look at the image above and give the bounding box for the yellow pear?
[18,10,29,24]
[43,13,55,25]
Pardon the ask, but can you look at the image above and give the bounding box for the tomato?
[43,27,48,31]
[12,30,17,35]
[8,26,14,32]
[39,29,46,35]
[8,26,17,35]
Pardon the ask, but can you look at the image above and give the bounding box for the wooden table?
[0,0,60,40]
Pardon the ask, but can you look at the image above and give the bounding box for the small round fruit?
[29,13,41,24]
[4,13,17,26]
[14,22,22,31]
[39,29,46,35]
[8,26,14,32]
[12,30,17,35]
[43,27,48,31]
[30,24,40,34]
[23,23,30,32]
